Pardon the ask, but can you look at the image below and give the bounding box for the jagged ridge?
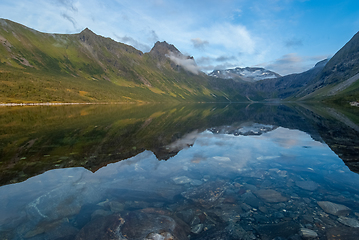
[0,19,235,103]
[209,67,281,82]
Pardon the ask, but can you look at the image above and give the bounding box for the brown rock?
[254,189,288,203]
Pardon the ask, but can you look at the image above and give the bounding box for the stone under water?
[253,189,288,203]
[317,201,351,216]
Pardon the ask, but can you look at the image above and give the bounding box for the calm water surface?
[1,103,359,240]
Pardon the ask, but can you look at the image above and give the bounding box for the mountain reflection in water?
[1,103,359,240]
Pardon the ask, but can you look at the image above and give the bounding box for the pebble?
[300,228,318,238]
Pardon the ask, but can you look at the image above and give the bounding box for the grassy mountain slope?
[0,19,232,103]
[245,31,359,103]
[2,19,358,104]
[295,31,359,102]
[253,59,328,100]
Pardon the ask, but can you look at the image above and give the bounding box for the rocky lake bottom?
[1,126,359,240]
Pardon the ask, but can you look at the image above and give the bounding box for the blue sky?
[1,0,358,75]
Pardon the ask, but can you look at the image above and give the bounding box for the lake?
[0,103,359,240]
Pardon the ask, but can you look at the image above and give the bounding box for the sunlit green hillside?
[0,19,233,103]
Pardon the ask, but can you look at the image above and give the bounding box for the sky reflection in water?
[1,124,359,239]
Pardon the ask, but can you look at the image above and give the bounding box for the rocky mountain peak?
[151,41,180,53]
[149,41,181,61]
[78,28,98,43]
[320,31,359,84]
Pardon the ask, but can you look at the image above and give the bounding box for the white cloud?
[285,37,303,48]
[166,52,200,75]
[61,13,77,30]
[114,34,151,52]
[0,0,256,72]
[196,23,255,55]
[0,0,344,75]
[263,53,331,75]
[263,53,306,75]
[56,0,78,12]
[191,38,209,50]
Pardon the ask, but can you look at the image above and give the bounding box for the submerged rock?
[295,180,319,191]
[121,209,190,240]
[181,180,227,208]
[190,180,203,186]
[326,227,359,240]
[25,183,102,224]
[172,176,202,186]
[317,201,351,216]
[253,189,288,203]
[172,176,192,184]
[300,228,318,238]
[255,221,300,239]
[75,210,190,240]
[194,221,256,240]
[338,216,359,228]
[91,209,112,219]
[75,214,125,240]
[145,232,175,240]
[241,191,261,208]
[212,156,231,162]
[24,218,77,239]
[191,223,204,234]
[109,201,125,213]
[175,208,196,225]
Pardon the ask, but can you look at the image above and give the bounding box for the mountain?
[294,31,359,102]
[1,18,358,104]
[149,41,180,61]
[208,67,281,82]
[0,19,234,103]
[253,59,329,99]
[208,30,359,103]
[253,28,359,103]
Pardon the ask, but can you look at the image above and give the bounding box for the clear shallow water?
[1,104,359,239]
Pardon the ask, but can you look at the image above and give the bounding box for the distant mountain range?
[252,59,330,100]
[0,18,358,104]
[208,67,281,82]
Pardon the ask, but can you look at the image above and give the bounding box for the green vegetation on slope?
[294,31,359,102]
[322,80,359,104]
[1,18,358,104]
[0,103,234,185]
[0,19,230,103]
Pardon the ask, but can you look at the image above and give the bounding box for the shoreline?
[0,102,120,107]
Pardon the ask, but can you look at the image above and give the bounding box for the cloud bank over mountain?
[0,0,358,75]
[166,52,200,75]
[263,53,331,75]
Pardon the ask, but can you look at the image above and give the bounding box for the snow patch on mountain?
[208,67,281,82]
